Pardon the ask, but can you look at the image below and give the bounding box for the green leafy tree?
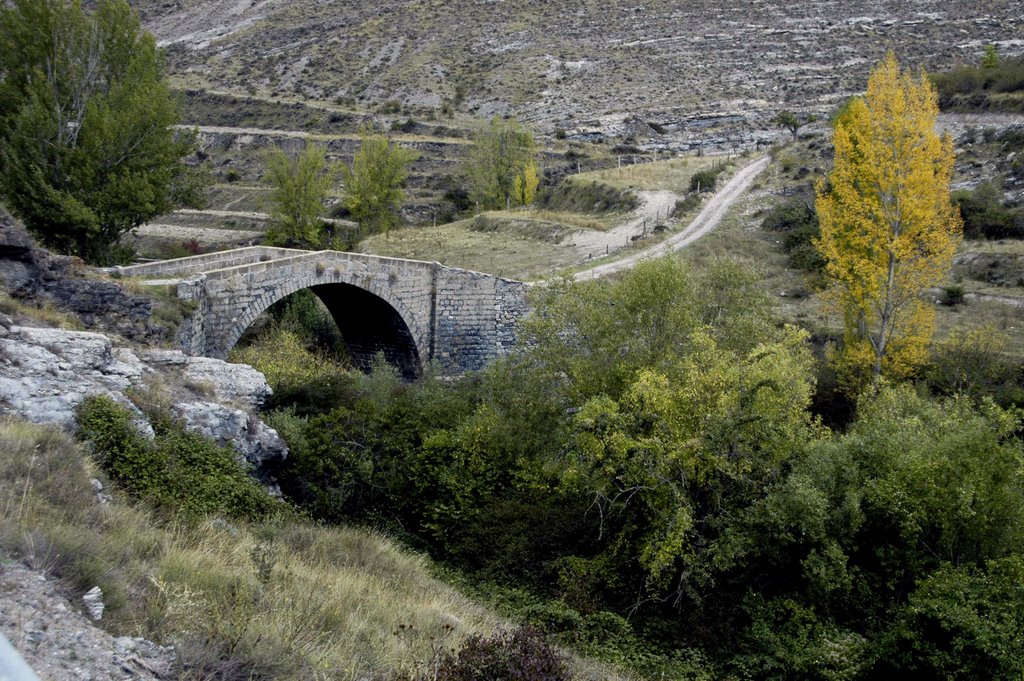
[465,116,537,210]
[715,386,1024,677]
[513,162,540,206]
[0,0,202,264]
[341,128,416,241]
[264,143,336,248]
[524,257,776,404]
[565,325,820,583]
[981,44,1000,69]
[773,110,817,140]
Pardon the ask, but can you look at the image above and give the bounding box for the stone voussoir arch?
[118,247,529,376]
[214,251,432,366]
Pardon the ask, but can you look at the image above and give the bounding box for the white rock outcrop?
[0,316,286,474]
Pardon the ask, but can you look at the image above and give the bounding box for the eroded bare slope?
[135,0,1022,130]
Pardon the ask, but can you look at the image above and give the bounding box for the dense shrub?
[689,168,722,192]
[932,57,1024,113]
[535,179,639,214]
[712,387,1024,677]
[952,182,1024,240]
[926,327,1024,406]
[760,196,825,271]
[232,328,356,415]
[671,193,702,217]
[269,360,484,536]
[432,628,569,681]
[256,256,1024,678]
[75,395,283,520]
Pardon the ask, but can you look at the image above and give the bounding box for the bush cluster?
[430,628,569,681]
[760,196,826,271]
[75,395,283,520]
[952,182,1024,240]
[932,56,1024,113]
[689,167,723,192]
[535,179,639,214]
[258,256,1024,678]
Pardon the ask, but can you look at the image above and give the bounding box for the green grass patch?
[361,217,596,280]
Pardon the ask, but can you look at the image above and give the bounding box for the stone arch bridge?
[114,247,528,377]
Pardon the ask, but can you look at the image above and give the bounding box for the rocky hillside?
[0,213,288,484]
[134,0,1022,133]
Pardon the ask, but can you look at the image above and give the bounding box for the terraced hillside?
[134,0,1022,138]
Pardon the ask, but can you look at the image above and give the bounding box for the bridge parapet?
[111,246,306,279]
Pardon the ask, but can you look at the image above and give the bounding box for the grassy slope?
[0,418,629,680]
[0,419,496,679]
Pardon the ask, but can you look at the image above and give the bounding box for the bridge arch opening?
[235,283,423,380]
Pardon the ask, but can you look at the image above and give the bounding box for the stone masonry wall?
[138,248,530,375]
[432,267,528,373]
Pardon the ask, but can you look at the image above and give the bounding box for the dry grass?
[0,419,632,680]
[0,419,501,680]
[361,216,591,280]
[487,208,618,232]
[577,155,727,195]
[0,291,82,329]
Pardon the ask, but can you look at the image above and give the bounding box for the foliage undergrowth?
[258,255,1024,679]
[536,179,639,215]
[932,56,1024,113]
[952,182,1024,240]
[75,395,282,521]
[759,194,826,272]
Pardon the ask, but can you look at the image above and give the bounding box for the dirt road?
[570,189,680,255]
[570,156,770,281]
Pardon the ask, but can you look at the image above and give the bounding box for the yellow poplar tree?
[512,162,540,206]
[815,52,961,390]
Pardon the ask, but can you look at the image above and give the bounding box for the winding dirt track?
[569,155,770,281]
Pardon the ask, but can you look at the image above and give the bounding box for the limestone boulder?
[139,350,272,408]
[0,327,147,431]
[0,325,285,477]
[173,400,288,479]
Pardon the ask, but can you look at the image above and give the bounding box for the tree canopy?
[341,128,416,241]
[772,110,816,140]
[263,143,336,249]
[465,116,537,210]
[815,52,961,389]
[0,0,202,263]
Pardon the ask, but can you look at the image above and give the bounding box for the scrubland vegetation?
[223,254,1024,679]
[932,52,1024,113]
[2,1,1024,678]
